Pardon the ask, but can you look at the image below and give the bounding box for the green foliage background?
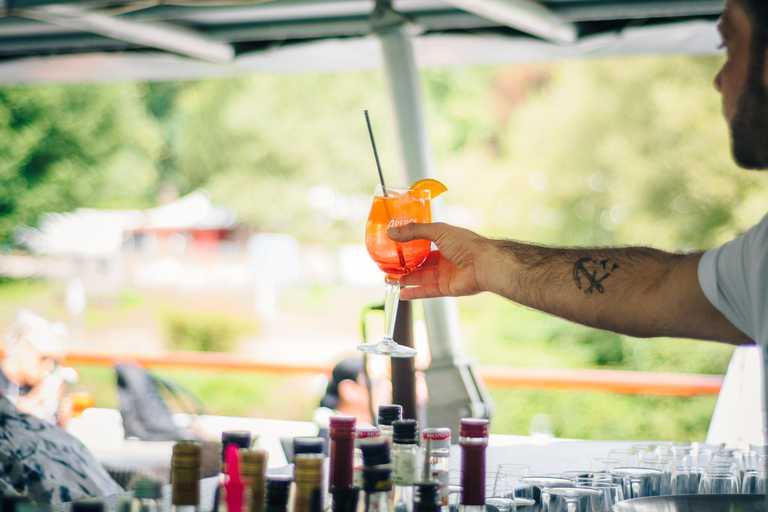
[0,53,762,440]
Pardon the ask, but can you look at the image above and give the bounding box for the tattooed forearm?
[572,257,620,294]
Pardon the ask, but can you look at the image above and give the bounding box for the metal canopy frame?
[0,0,724,73]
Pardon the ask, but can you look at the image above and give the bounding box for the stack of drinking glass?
[485,443,767,511]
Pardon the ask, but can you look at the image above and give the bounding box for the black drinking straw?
[364,110,387,194]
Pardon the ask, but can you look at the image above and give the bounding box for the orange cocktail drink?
[358,183,438,358]
[365,186,431,279]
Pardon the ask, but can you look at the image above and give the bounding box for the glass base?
[357,340,416,358]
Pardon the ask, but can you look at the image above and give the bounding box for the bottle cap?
[132,477,163,499]
[377,405,402,426]
[459,418,489,439]
[414,483,440,508]
[172,441,202,468]
[293,437,326,460]
[221,431,252,461]
[265,475,292,505]
[329,415,356,439]
[241,449,269,477]
[294,453,325,484]
[360,438,390,467]
[72,502,104,512]
[392,419,419,444]
[1,495,32,512]
[422,428,451,450]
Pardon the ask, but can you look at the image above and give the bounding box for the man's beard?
[730,45,768,170]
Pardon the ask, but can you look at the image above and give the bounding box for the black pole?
[391,300,417,421]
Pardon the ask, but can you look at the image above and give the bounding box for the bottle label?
[353,468,363,488]
[392,451,418,486]
[430,469,449,506]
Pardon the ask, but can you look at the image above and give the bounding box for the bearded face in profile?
[730,15,768,169]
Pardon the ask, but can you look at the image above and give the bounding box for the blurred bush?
[161,308,259,352]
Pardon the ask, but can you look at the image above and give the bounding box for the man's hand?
[387,222,491,300]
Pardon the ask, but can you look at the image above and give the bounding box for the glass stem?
[383,277,401,343]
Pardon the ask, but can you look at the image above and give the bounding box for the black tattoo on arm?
[573,257,620,294]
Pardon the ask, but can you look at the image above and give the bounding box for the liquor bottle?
[458,419,489,512]
[413,484,440,512]
[172,441,203,512]
[219,444,252,512]
[265,475,293,512]
[118,496,133,512]
[421,429,450,512]
[359,438,393,512]
[71,503,102,512]
[0,496,32,512]
[132,477,164,512]
[289,453,325,512]
[293,437,326,461]
[215,431,254,511]
[222,431,254,471]
[330,487,359,512]
[242,449,269,512]
[391,420,419,512]
[377,406,402,445]
[17,504,51,512]
[353,427,381,488]
[361,467,392,512]
[328,414,356,510]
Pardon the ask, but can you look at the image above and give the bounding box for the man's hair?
[737,0,768,39]
[319,357,365,409]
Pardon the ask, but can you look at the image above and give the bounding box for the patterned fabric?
[0,396,123,504]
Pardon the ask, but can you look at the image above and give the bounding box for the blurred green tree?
[0,84,164,247]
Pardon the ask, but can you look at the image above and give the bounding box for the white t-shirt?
[699,215,768,445]
[699,213,768,345]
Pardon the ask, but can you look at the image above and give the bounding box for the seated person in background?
[0,393,124,503]
[0,309,78,425]
[314,357,392,442]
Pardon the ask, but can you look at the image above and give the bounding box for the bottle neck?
[292,479,323,512]
[363,491,391,512]
[329,436,355,490]
[391,444,418,488]
[459,443,486,506]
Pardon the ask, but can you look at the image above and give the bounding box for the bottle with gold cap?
[172,441,203,512]
[289,453,325,512]
[242,449,269,512]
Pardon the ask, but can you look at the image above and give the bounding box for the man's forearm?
[481,240,748,343]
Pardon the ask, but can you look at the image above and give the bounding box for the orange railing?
[63,350,724,397]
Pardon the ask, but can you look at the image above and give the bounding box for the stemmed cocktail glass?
[357,184,432,358]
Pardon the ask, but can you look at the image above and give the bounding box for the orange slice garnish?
[411,178,448,198]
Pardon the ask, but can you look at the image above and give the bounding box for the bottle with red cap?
[458,419,489,512]
[421,428,450,512]
[329,416,356,490]
[353,426,382,487]
[327,415,357,510]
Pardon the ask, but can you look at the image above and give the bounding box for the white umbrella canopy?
[0,0,725,83]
